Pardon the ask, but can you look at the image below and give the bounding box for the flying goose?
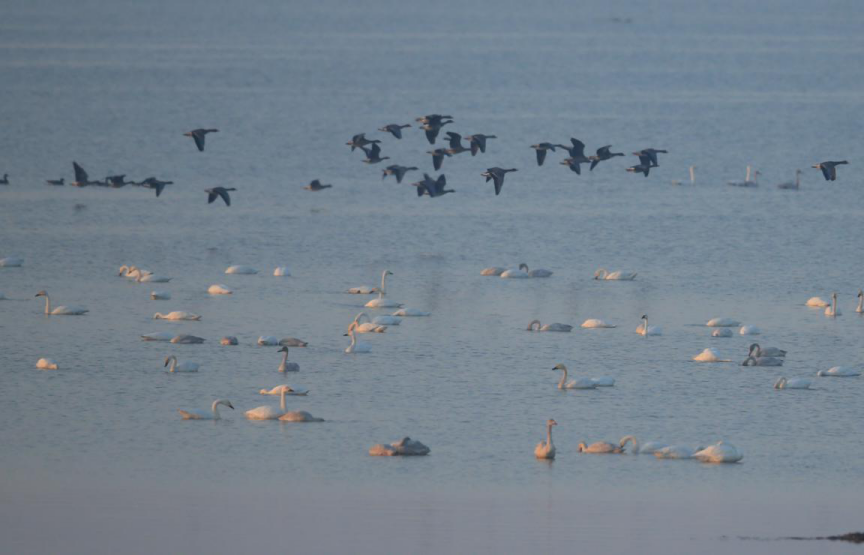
[361,143,389,164]
[417,115,454,144]
[626,154,653,177]
[427,148,451,171]
[378,123,411,139]
[183,128,219,152]
[136,177,173,197]
[346,133,380,151]
[482,167,517,195]
[443,132,471,155]
[71,162,97,187]
[382,165,418,184]
[413,173,454,198]
[589,145,625,170]
[812,160,848,181]
[464,134,496,155]
[304,179,332,191]
[530,143,558,166]
[205,187,235,206]
[633,148,667,167]
[558,139,591,174]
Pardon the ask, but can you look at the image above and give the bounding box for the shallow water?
[1,0,863,552]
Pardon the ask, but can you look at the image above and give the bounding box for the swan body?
[527,320,572,332]
[619,436,668,455]
[164,355,199,372]
[246,386,290,420]
[591,377,616,387]
[578,441,624,454]
[500,267,529,279]
[535,419,557,460]
[279,337,308,347]
[352,312,388,333]
[581,319,615,328]
[345,323,372,353]
[141,331,174,341]
[277,347,300,372]
[135,271,171,283]
[258,336,279,346]
[260,385,309,396]
[594,268,637,281]
[636,315,662,336]
[774,377,812,389]
[481,267,506,276]
[749,344,786,357]
[279,411,324,422]
[742,356,783,367]
[220,336,238,345]
[393,308,431,317]
[207,284,233,295]
[365,297,403,308]
[693,348,731,362]
[372,315,401,326]
[347,286,378,294]
[178,399,234,420]
[711,328,733,338]
[654,445,702,459]
[0,256,24,267]
[706,318,740,327]
[153,311,200,320]
[825,292,841,317]
[739,325,761,335]
[36,358,59,370]
[170,334,205,344]
[693,442,743,463]
[517,263,552,278]
[817,366,860,377]
[225,265,258,275]
[35,291,89,315]
[150,290,171,300]
[369,437,430,456]
[552,363,597,390]
[273,266,291,277]
[806,296,830,307]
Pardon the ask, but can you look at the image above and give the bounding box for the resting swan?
[739,325,761,335]
[273,266,291,276]
[0,256,24,267]
[817,366,860,377]
[552,363,597,389]
[277,346,300,372]
[365,270,402,308]
[527,320,572,332]
[393,308,431,317]
[36,358,59,370]
[178,399,234,420]
[535,419,557,460]
[692,348,732,362]
[352,312,388,333]
[481,266,506,276]
[150,290,171,300]
[500,265,529,279]
[164,355,199,372]
[225,265,258,274]
[153,311,200,320]
[594,268,637,281]
[619,436,668,455]
[711,328,733,338]
[260,385,309,396]
[706,318,740,327]
[519,263,553,278]
[636,315,662,336]
[693,441,743,463]
[654,445,703,459]
[578,441,624,454]
[369,437,430,456]
[207,284,233,295]
[135,270,171,283]
[35,291,89,315]
[825,292,841,317]
[806,296,830,307]
[749,343,786,357]
[581,319,616,328]
[774,377,812,389]
[345,322,372,353]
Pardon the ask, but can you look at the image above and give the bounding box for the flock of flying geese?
[0,116,848,202]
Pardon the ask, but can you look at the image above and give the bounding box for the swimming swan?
[260,385,309,396]
[207,284,233,295]
[806,296,830,307]
[369,437,430,456]
[693,441,743,463]
[135,271,171,283]
[278,346,300,372]
[0,256,24,267]
[706,318,740,327]
[345,323,372,353]
[352,312,388,333]
[594,268,637,281]
[636,315,662,336]
[164,355,199,372]
[246,385,289,420]
[527,320,572,332]
[817,366,860,377]
[36,358,59,370]
[365,270,402,308]
[619,436,668,455]
[153,311,200,321]
[692,348,732,362]
[581,319,616,328]
[500,265,530,278]
[774,377,812,389]
[711,328,733,338]
[535,419,557,460]
[170,334,205,344]
[825,292,841,317]
[552,363,597,390]
[749,344,786,357]
[150,290,171,300]
[225,265,258,274]
[35,291,89,315]
[578,441,624,454]
[739,325,761,335]
[178,399,234,420]
[519,263,553,278]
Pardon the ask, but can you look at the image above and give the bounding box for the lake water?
[1,0,863,553]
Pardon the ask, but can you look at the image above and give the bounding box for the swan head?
[527,319,541,331]
[552,363,567,372]
[858,290,863,298]
[641,314,647,321]
[577,442,587,452]
[547,419,557,427]
[117,265,129,275]
[593,268,607,279]
[748,343,760,356]
[383,270,393,276]
[35,290,47,297]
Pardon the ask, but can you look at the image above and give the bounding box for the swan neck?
[42,294,51,314]
[280,350,288,371]
[546,423,553,446]
[380,271,389,295]
[280,387,287,411]
[557,366,567,389]
[746,166,751,181]
[211,400,221,420]
[689,166,695,183]
[857,296,862,312]
[168,356,176,372]
[349,329,357,349]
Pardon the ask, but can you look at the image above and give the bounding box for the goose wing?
[570,138,586,158]
[535,148,547,166]
[73,161,88,182]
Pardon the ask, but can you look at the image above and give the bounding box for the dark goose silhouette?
[378,124,411,139]
[346,133,380,152]
[413,173,454,198]
[558,139,591,174]
[0,174,8,185]
[633,148,667,167]
[417,115,454,144]
[482,167,518,195]
[46,178,64,186]
[444,132,471,155]
[812,160,848,181]
[206,187,236,206]
[626,154,653,177]
[137,177,174,197]
[382,165,418,184]
[361,143,389,164]
[531,143,558,166]
[184,129,219,152]
[71,162,97,187]
[465,134,496,156]
[106,175,132,188]
[304,179,332,191]
[589,145,625,170]
[427,148,451,171]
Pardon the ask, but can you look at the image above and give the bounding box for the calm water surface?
[1,0,863,553]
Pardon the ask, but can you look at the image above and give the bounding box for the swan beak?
[343,333,349,336]
[227,403,235,410]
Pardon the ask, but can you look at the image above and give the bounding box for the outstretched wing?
[596,145,611,157]
[446,132,462,150]
[218,189,231,206]
[369,143,381,158]
[570,138,586,158]
[73,161,88,182]
[821,165,833,181]
[192,131,206,151]
[638,154,652,167]
[535,148,547,166]
[492,173,504,195]
[425,127,439,145]
[207,191,218,204]
[432,152,444,171]
[590,159,600,171]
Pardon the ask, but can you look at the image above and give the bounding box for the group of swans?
[352,312,388,333]
[345,322,373,353]
[244,385,323,422]
[527,320,572,332]
[571,434,742,463]
[806,292,863,315]
[118,265,171,283]
[483,263,553,278]
[552,363,615,389]
[742,343,786,366]
[35,291,89,315]
[594,268,637,281]
[728,165,761,187]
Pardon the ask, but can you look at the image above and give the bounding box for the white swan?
[225,265,258,274]
[141,331,174,341]
[35,291,89,315]
[178,399,234,420]
[0,256,24,267]
[578,441,624,454]
[693,441,743,463]
[279,410,324,422]
[857,290,863,314]
[258,336,279,346]
[246,385,289,420]
[594,268,637,281]
[825,292,841,317]
[117,264,140,278]
[671,165,696,186]
[749,343,786,357]
[706,318,740,327]
[153,311,200,321]
[164,355,199,372]
[277,346,300,372]
[393,308,431,317]
[739,325,761,335]
[774,377,812,389]
[619,436,668,455]
[552,363,597,390]
[581,319,616,328]
[500,265,529,278]
[135,270,171,283]
[806,296,830,307]
[36,358,59,370]
[220,336,238,345]
[369,437,430,456]
[654,445,703,459]
[535,419,557,460]
[527,320,572,332]
[817,366,860,377]
[345,322,372,353]
[372,315,401,326]
[481,266,506,276]
[636,315,662,336]
[519,263,553,278]
[260,385,309,396]
[150,290,171,300]
[273,266,291,277]
[207,284,233,295]
[711,328,733,338]
[352,312,388,333]
[365,270,402,308]
[692,348,732,362]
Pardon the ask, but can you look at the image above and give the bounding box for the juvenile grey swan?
[482,167,517,195]
[777,169,802,190]
[812,160,848,181]
[527,320,572,332]
[183,128,219,152]
[749,343,786,358]
[278,346,300,372]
